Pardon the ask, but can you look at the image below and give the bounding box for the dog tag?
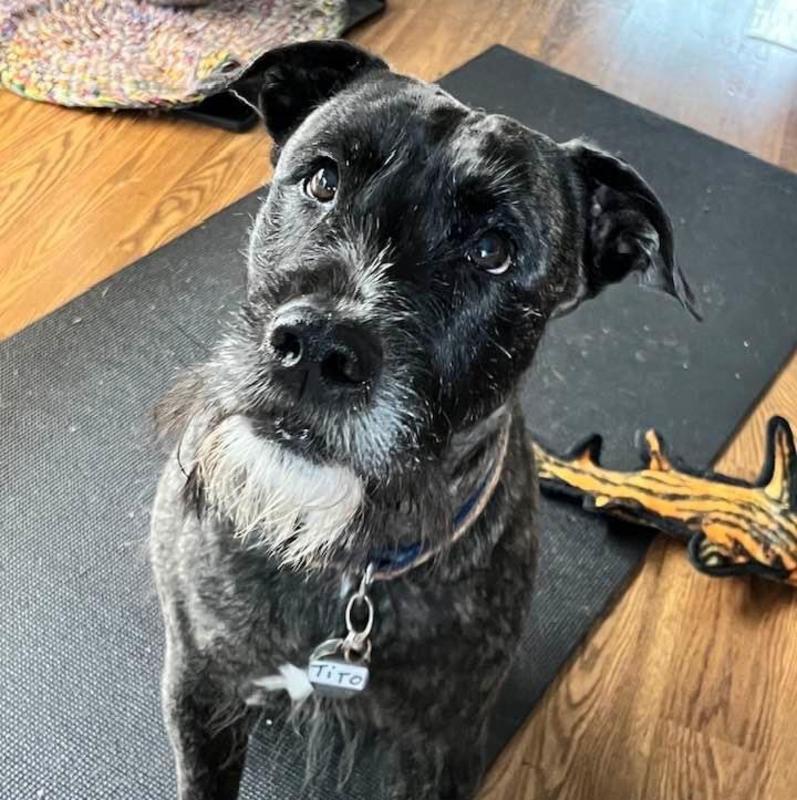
[307,657,370,699]
[307,570,375,699]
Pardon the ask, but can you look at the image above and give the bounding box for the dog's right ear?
[235,40,387,149]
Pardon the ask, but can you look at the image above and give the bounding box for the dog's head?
[175,41,696,566]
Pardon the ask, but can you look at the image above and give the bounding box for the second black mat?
[2,46,795,799]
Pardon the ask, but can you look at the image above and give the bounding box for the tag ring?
[345,592,374,640]
[343,638,372,664]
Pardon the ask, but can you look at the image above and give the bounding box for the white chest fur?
[196,415,364,569]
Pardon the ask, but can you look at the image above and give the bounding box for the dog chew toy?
[532,416,797,586]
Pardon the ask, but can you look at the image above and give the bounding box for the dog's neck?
[189,403,513,576]
[444,405,512,503]
[366,405,513,580]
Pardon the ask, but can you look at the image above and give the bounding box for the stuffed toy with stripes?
[532,416,797,587]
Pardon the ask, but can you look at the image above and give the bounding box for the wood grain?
[481,353,797,800]
[0,105,268,338]
[749,0,797,52]
[2,0,796,337]
[1,1,795,798]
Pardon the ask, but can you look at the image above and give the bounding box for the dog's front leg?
[388,720,489,800]
[161,640,256,800]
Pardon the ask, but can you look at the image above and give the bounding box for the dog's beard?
[196,416,364,570]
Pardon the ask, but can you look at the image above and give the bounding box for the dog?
[150,40,696,800]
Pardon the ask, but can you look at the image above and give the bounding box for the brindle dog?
[151,40,696,800]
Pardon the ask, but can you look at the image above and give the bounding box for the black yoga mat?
[2,46,795,799]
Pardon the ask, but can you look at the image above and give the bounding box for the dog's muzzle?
[268,301,383,405]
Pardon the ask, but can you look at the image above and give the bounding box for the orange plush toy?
[532,417,797,586]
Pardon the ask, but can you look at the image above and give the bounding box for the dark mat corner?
[2,45,795,798]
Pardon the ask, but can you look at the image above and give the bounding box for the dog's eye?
[468,231,513,275]
[304,162,338,203]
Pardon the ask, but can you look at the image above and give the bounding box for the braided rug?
[0,0,347,108]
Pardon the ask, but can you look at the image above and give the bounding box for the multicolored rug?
[0,0,348,108]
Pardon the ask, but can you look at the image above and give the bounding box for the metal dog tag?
[307,569,375,699]
[308,636,371,699]
[307,657,370,699]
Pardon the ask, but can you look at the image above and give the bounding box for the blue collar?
[368,459,499,578]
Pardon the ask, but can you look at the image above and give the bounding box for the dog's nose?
[269,305,382,398]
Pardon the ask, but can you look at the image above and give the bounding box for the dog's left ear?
[562,140,701,319]
[235,40,387,148]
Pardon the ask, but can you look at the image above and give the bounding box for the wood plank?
[2,0,796,336]
[749,0,797,52]
[481,352,797,800]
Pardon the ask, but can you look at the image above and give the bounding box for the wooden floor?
[2,1,795,798]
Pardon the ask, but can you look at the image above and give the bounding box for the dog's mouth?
[236,347,428,476]
[243,389,429,481]
[248,408,329,463]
